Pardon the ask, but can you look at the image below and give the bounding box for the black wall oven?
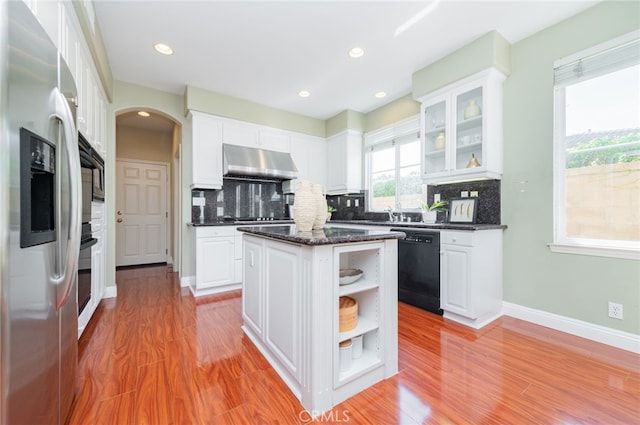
[79,133,104,202]
[78,136,98,314]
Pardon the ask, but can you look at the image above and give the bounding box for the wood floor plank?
[67,264,640,425]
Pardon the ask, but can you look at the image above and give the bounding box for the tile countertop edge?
[237,225,406,246]
[329,220,508,231]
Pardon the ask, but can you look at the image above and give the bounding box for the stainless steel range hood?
[223,143,298,180]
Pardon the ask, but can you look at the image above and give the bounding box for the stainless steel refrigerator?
[1,2,81,423]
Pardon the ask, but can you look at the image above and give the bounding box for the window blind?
[554,37,639,87]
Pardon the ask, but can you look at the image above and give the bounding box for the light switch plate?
[470,191,479,197]
[461,191,469,198]
[434,194,441,202]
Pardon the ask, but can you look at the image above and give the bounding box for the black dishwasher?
[392,229,442,315]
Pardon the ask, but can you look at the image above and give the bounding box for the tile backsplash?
[192,179,501,225]
[191,178,287,223]
[327,179,501,224]
[426,179,501,224]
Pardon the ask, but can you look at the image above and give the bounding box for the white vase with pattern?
[294,180,315,232]
[312,184,327,230]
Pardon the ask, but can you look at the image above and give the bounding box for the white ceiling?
[95,0,599,125]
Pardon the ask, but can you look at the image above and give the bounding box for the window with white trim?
[552,32,640,259]
[366,129,422,211]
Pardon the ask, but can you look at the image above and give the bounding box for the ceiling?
[95,0,599,129]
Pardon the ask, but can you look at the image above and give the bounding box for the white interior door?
[116,160,168,266]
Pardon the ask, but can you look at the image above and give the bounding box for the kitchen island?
[237,225,404,414]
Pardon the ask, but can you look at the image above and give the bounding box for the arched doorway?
[114,109,182,272]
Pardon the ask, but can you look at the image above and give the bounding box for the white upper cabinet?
[223,121,259,149]
[287,134,326,191]
[325,130,362,195]
[190,111,223,189]
[420,68,505,185]
[259,130,291,153]
[223,120,291,153]
[189,112,324,189]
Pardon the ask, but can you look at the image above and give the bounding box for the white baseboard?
[103,284,117,299]
[503,302,640,354]
[180,276,193,288]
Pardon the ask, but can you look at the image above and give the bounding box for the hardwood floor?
[67,264,640,424]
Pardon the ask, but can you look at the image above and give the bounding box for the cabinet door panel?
[191,113,223,188]
[441,246,472,317]
[243,238,263,337]
[224,122,259,148]
[196,237,234,288]
[264,243,299,377]
[260,130,290,152]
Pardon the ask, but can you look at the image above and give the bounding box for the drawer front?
[195,226,236,238]
[440,230,474,246]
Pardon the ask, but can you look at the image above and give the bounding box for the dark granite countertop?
[189,219,294,227]
[237,225,405,246]
[329,220,507,231]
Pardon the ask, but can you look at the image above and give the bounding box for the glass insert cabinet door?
[455,86,483,171]
[422,99,447,175]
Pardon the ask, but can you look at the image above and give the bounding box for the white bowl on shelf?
[339,268,363,285]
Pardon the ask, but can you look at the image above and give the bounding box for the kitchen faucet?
[384,206,395,221]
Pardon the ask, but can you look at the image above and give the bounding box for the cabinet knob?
[117,218,123,223]
[117,211,122,215]
[452,237,457,242]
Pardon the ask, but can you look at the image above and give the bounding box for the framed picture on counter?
[449,198,477,224]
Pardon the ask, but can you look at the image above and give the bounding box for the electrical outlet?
[192,197,205,206]
[434,194,441,202]
[461,191,469,198]
[346,199,351,207]
[355,199,359,207]
[470,190,479,197]
[608,302,623,320]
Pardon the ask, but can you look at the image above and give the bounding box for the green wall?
[364,94,420,133]
[412,31,511,100]
[502,0,640,334]
[185,85,325,138]
[106,81,194,284]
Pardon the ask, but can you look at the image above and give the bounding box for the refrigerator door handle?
[52,87,81,310]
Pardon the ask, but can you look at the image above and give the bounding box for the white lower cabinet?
[263,241,300,380]
[192,226,240,296]
[440,229,503,328]
[241,234,398,413]
[242,237,263,338]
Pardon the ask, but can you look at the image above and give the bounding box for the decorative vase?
[294,180,315,232]
[434,132,446,151]
[421,211,437,223]
[312,183,327,230]
[464,100,481,119]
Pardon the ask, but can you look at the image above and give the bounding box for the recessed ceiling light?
[348,47,365,58]
[298,90,310,98]
[375,92,387,99]
[138,111,150,117]
[153,43,174,55]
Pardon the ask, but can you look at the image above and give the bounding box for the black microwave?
[79,133,105,202]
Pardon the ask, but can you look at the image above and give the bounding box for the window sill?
[548,242,640,260]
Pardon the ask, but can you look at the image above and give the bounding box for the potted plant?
[327,205,336,221]
[419,200,447,223]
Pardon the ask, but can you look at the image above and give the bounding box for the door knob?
[117,218,123,223]
[117,211,122,215]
